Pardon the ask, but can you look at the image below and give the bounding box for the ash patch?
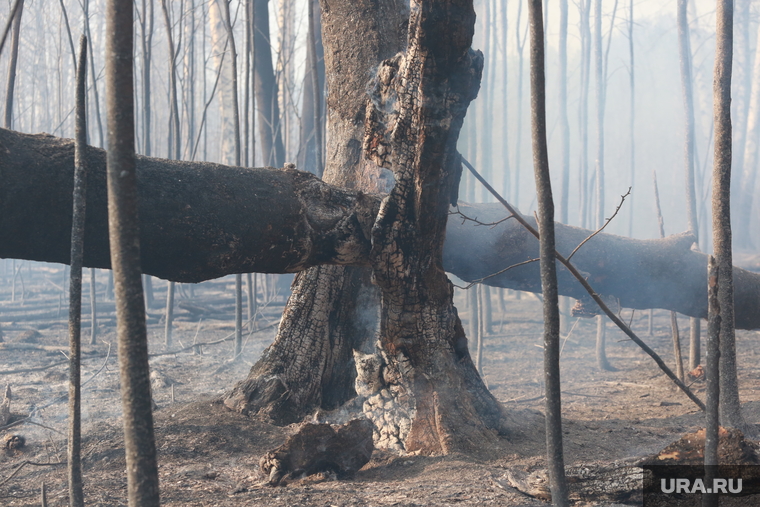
[354,349,415,452]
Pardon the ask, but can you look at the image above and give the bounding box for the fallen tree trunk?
[445,202,760,329]
[2,127,760,329]
[0,128,379,281]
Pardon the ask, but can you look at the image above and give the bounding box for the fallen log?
[2,128,760,328]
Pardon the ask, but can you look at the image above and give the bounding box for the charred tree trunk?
[360,0,508,454]
[222,0,408,425]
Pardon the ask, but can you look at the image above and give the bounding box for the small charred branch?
[259,419,374,486]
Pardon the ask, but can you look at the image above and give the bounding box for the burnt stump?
[259,418,374,486]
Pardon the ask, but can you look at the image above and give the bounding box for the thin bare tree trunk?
[500,0,510,203]
[83,0,104,148]
[0,0,23,59]
[254,0,285,167]
[735,20,760,250]
[218,0,244,357]
[139,0,154,157]
[514,2,527,208]
[3,0,23,129]
[184,0,196,160]
[244,0,252,166]
[105,0,160,503]
[711,0,745,432]
[654,172,685,381]
[470,286,481,373]
[306,0,323,176]
[161,0,182,347]
[677,0,702,371]
[68,35,88,507]
[626,0,634,237]
[138,0,156,309]
[246,273,256,328]
[56,0,78,72]
[593,0,611,371]
[704,255,720,507]
[89,268,97,345]
[528,0,569,499]
[164,281,174,347]
[578,0,591,228]
[558,0,569,226]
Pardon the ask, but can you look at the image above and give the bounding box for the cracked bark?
[360,0,507,453]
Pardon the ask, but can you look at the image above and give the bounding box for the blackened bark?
[223,0,407,424]
[105,0,159,504]
[362,0,509,454]
[0,128,379,282]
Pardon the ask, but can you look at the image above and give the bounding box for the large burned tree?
[3,0,760,455]
[228,0,510,454]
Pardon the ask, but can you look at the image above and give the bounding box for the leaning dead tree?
[1,127,760,331]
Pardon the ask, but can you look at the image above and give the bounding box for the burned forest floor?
[2,261,760,506]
